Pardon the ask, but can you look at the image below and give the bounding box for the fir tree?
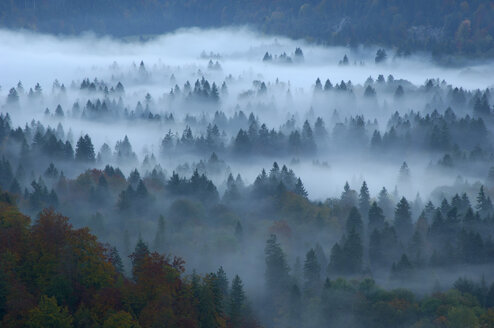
[294,178,308,198]
[303,248,321,295]
[75,134,95,162]
[394,197,413,243]
[359,181,370,219]
[264,234,290,294]
[228,275,245,328]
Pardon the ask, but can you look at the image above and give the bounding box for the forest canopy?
[1,0,494,58]
[1,7,494,327]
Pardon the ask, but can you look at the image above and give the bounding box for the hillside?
[1,0,494,57]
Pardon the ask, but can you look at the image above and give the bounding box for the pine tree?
[216,266,229,303]
[368,202,385,232]
[342,228,363,273]
[0,158,13,189]
[302,120,316,153]
[135,179,148,200]
[75,134,95,162]
[228,275,245,328]
[197,278,218,328]
[346,207,363,236]
[394,197,413,243]
[476,185,493,218]
[314,78,323,92]
[375,49,387,63]
[370,130,382,149]
[314,117,328,139]
[210,83,220,102]
[324,79,333,91]
[264,234,290,294]
[359,181,370,219]
[108,246,124,274]
[303,248,321,295]
[369,229,382,266]
[473,92,490,116]
[364,85,376,97]
[341,182,357,208]
[328,243,344,273]
[391,254,413,280]
[130,238,149,280]
[6,88,19,106]
[294,178,308,198]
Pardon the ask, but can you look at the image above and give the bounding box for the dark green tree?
[264,234,290,294]
[375,49,387,63]
[75,134,95,162]
[294,178,308,198]
[394,197,413,242]
[358,181,370,219]
[228,275,245,328]
[130,238,149,280]
[303,248,321,296]
[368,202,385,232]
[346,207,363,236]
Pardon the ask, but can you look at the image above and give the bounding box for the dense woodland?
[1,0,494,58]
[2,193,494,328]
[0,28,494,327]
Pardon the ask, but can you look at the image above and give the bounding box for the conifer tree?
[359,181,370,219]
[303,248,321,295]
[394,197,413,242]
[228,275,245,328]
[75,134,95,162]
[294,178,308,198]
[264,234,290,294]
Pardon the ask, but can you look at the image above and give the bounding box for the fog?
[1,28,492,196]
[1,28,493,88]
[1,26,494,327]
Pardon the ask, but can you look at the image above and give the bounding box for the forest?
[0,24,494,327]
[1,0,494,58]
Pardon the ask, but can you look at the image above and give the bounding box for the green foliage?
[447,306,479,328]
[26,295,74,328]
[303,248,321,296]
[228,275,245,328]
[0,199,245,328]
[394,197,413,242]
[264,234,290,293]
[103,311,141,328]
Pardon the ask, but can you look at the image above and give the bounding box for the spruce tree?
[358,181,370,219]
[294,178,308,198]
[342,229,363,273]
[303,248,321,295]
[228,275,245,328]
[394,197,413,243]
[264,234,290,294]
[130,238,149,280]
[75,134,95,162]
[368,202,385,232]
[346,206,363,236]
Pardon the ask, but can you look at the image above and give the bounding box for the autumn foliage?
[0,194,243,328]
